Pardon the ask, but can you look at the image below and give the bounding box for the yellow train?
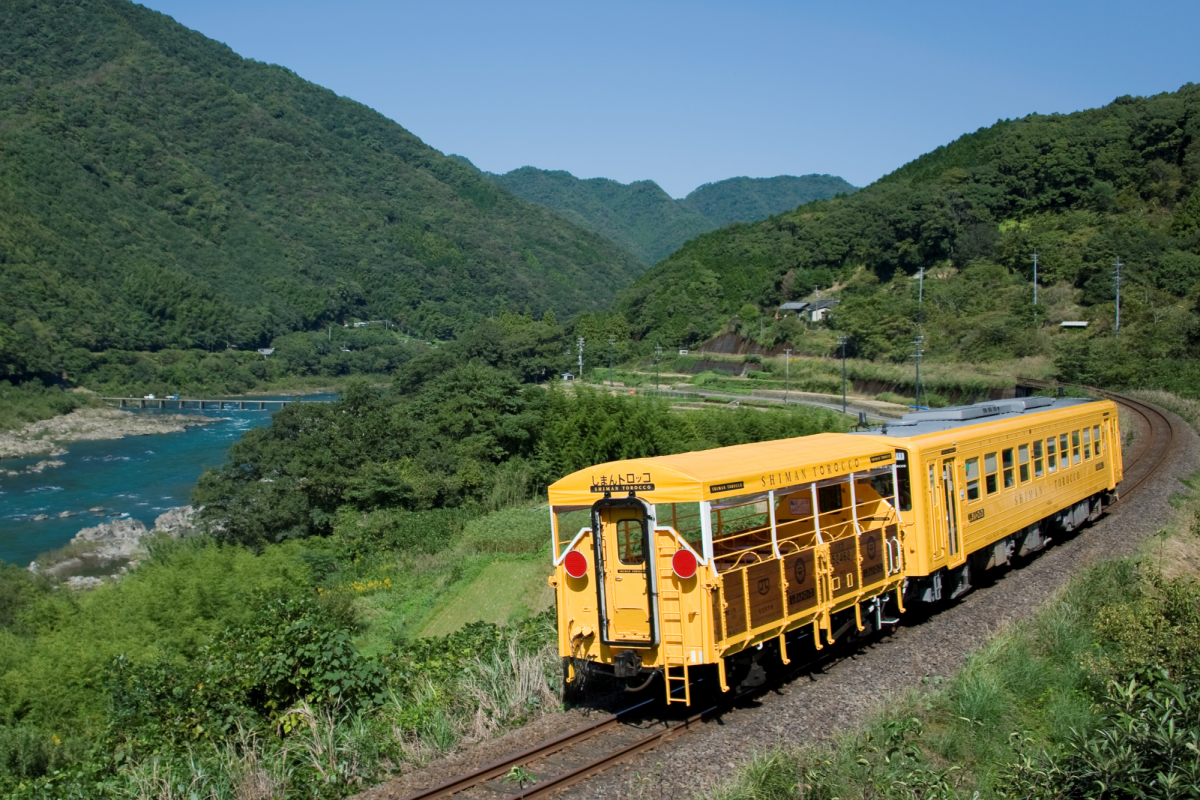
[547,396,1122,704]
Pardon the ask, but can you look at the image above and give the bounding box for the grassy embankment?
[711,392,1200,800]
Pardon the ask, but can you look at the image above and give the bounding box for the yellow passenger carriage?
[548,395,1123,705]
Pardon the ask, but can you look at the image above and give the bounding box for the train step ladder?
[664,661,690,705]
[658,538,691,704]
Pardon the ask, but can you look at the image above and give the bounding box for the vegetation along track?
[394,386,1181,800]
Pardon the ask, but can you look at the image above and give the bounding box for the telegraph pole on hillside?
[837,335,848,414]
[1113,258,1123,338]
[654,344,662,391]
[577,337,584,380]
[784,349,792,405]
[1032,251,1039,306]
[911,335,925,410]
[608,337,615,386]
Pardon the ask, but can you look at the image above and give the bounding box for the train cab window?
[1018,444,1030,482]
[1046,438,1057,472]
[1094,425,1103,456]
[1033,440,1044,477]
[984,453,999,495]
[616,519,645,565]
[1060,434,1070,466]
[1072,431,1081,464]
[1002,449,1015,489]
[1082,428,1092,460]
[965,458,981,501]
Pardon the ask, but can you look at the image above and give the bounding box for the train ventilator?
[547,396,1122,705]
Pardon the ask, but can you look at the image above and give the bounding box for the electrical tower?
[577,337,584,380]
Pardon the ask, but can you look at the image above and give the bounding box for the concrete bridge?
[101,397,330,411]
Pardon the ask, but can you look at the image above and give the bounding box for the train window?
[616,519,645,565]
[894,453,913,512]
[965,457,980,501]
[1002,449,1015,489]
[984,453,998,495]
[1072,431,1081,464]
[1033,440,1044,477]
[817,483,844,513]
[1082,428,1092,459]
[1046,437,1057,472]
[1019,444,1030,482]
[1060,434,1070,465]
[1094,425,1103,456]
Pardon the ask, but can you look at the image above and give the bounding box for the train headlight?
[671,549,698,579]
[563,550,588,579]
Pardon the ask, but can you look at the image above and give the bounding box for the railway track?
[397,386,1180,800]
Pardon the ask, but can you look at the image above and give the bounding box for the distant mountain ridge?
[0,0,645,380]
[474,165,856,266]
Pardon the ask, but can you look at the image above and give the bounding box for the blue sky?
[140,0,1199,198]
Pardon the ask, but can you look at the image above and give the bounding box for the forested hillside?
[487,166,855,266]
[617,85,1200,393]
[679,174,857,227]
[0,0,644,384]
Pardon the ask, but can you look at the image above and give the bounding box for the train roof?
[853,396,1102,440]
[548,433,895,508]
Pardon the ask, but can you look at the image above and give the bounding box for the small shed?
[810,299,840,322]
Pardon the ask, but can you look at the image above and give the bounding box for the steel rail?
[398,696,657,800]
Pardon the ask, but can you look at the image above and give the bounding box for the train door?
[592,498,658,646]
[941,458,963,563]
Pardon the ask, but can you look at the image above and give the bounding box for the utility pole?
[654,344,662,391]
[918,266,925,321]
[1113,258,1123,338]
[837,335,848,414]
[1032,251,1039,307]
[608,337,614,386]
[784,349,792,405]
[911,335,924,410]
[577,337,584,381]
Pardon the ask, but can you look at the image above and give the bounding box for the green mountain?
[616,85,1200,392]
[0,0,645,381]
[679,175,858,227]
[485,166,855,266]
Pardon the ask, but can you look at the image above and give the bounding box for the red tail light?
[563,550,588,578]
[671,549,698,579]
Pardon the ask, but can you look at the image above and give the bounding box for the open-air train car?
[547,396,1122,705]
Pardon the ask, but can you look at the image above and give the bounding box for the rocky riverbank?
[0,407,217,459]
[29,505,202,589]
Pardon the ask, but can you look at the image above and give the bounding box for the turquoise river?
[0,395,334,566]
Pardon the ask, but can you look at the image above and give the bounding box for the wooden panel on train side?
[784,548,818,612]
[859,527,885,587]
[746,560,785,629]
[711,587,724,642]
[722,571,747,637]
[829,537,859,598]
